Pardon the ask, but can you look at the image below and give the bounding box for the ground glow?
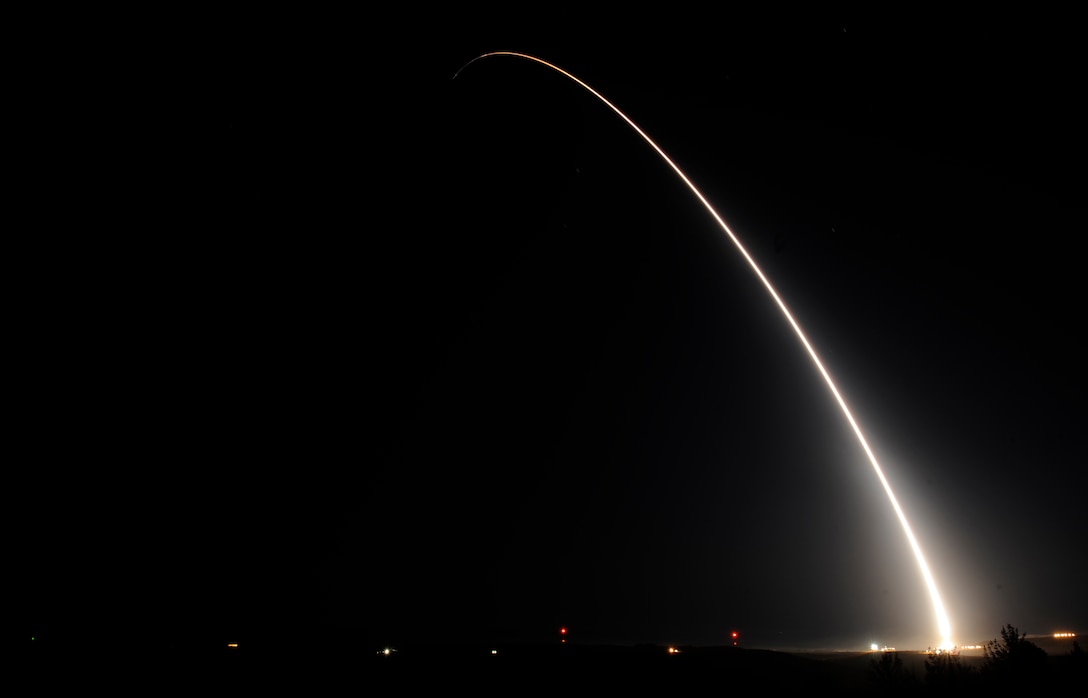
[455,51,955,650]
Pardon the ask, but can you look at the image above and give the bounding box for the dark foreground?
[17,641,885,692]
[18,637,1087,693]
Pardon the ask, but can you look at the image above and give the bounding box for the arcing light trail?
[455,51,953,650]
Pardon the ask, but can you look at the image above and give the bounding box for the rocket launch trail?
[454,51,953,649]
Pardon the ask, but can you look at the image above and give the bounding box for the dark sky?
[15,14,1086,654]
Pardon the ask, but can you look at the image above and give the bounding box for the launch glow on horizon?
[454,51,954,650]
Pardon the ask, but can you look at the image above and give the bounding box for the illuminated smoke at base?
[455,51,954,650]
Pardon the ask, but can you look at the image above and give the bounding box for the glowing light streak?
[454,51,954,649]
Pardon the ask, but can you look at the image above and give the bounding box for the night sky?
[15,14,1087,655]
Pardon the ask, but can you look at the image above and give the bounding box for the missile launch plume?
[454,51,953,650]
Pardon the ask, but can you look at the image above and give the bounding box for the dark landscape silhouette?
[20,623,1085,692]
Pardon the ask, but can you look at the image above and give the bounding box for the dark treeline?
[16,623,1086,692]
[869,624,1085,693]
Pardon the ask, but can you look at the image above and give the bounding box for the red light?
[560,627,567,634]
[731,631,738,638]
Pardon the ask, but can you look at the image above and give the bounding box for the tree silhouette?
[980,623,1048,689]
[867,651,919,693]
[924,650,977,690]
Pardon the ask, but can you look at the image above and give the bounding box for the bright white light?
[456,51,955,651]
